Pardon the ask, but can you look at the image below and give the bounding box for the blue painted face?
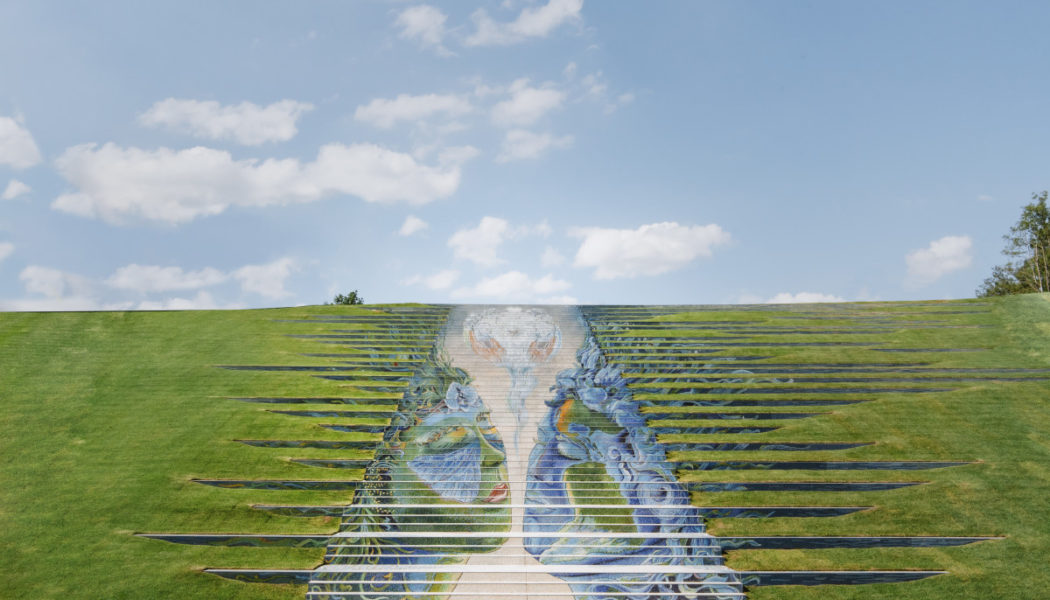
[392,383,510,508]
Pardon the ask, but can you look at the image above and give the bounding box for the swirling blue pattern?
[524,335,744,598]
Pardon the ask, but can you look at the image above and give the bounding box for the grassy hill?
[1,295,1048,599]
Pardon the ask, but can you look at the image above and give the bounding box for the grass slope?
[1,297,1048,598]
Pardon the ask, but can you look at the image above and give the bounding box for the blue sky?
[2,1,1049,309]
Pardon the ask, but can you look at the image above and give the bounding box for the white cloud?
[448,216,551,266]
[465,0,583,46]
[571,222,731,280]
[449,216,511,266]
[233,257,296,299]
[0,242,13,263]
[541,246,565,267]
[905,235,974,284]
[437,145,480,166]
[52,142,465,225]
[355,93,472,128]
[2,179,31,200]
[399,215,429,236]
[0,116,42,169]
[106,264,227,293]
[496,129,572,162]
[395,5,451,55]
[19,265,93,299]
[765,292,845,304]
[403,268,460,290]
[452,270,571,300]
[492,79,565,127]
[137,291,241,311]
[139,98,314,146]
[581,72,608,98]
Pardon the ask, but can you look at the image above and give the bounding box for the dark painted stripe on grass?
[740,571,945,586]
[718,536,1001,550]
[625,366,1050,375]
[617,361,918,367]
[233,364,415,373]
[300,354,424,363]
[137,534,327,547]
[663,442,872,452]
[204,569,312,584]
[696,506,869,518]
[675,460,971,471]
[629,376,1050,383]
[649,426,781,434]
[637,399,866,407]
[268,409,395,418]
[319,422,394,432]
[292,459,378,469]
[236,439,380,449]
[631,387,951,394]
[236,397,399,405]
[684,481,923,492]
[315,424,389,433]
[193,479,363,490]
[644,412,821,420]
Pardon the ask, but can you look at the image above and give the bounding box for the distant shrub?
[329,290,363,305]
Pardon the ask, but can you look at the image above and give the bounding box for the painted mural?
[139,302,1008,599]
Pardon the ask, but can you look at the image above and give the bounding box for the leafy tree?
[329,290,364,305]
[978,191,1050,296]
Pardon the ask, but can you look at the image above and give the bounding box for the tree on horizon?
[978,191,1050,296]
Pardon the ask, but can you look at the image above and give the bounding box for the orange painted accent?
[468,330,505,362]
[556,397,574,433]
[528,336,557,361]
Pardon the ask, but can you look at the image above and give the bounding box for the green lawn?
[1,297,1049,598]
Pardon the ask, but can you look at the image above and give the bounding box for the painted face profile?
[388,382,511,546]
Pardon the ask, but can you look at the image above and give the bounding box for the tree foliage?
[978,191,1050,296]
[329,290,364,305]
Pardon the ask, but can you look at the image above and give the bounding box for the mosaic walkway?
[140,303,1018,598]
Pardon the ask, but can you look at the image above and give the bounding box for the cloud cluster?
[765,291,845,304]
[452,270,572,302]
[497,129,572,162]
[399,215,429,236]
[52,142,466,224]
[233,258,296,299]
[571,222,731,279]
[139,98,314,145]
[465,0,583,47]
[2,179,30,200]
[1,257,297,312]
[491,79,565,127]
[355,93,472,128]
[0,242,13,263]
[394,0,582,54]
[106,264,228,293]
[395,5,451,55]
[107,259,295,299]
[0,116,42,169]
[448,216,551,266]
[905,235,973,284]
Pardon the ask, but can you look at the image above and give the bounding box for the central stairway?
[308,304,745,599]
